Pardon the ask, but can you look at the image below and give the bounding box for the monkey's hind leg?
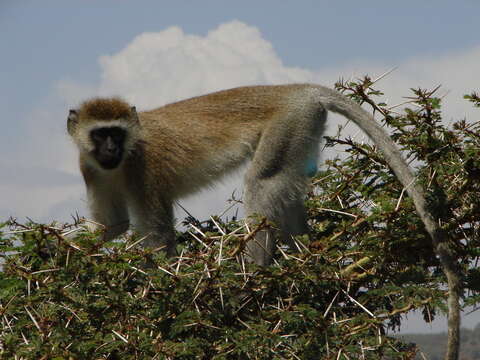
[244,169,309,266]
[243,105,324,265]
[243,140,316,264]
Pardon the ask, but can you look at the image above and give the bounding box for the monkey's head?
[67,97,140,170]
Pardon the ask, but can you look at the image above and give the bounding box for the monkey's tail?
[320,86,461,360]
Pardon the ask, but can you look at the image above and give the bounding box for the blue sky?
[1,0,479,333]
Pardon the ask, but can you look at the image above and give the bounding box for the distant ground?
[398,324,480,359]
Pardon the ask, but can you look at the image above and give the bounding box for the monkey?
[67,84,441,266]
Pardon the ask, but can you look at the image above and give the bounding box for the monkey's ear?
[130,106,140,123]
[67,109,78,135]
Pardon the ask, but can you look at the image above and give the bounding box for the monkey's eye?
[90,131,104,142]
[110,129,126,142]
[90,127,126,143]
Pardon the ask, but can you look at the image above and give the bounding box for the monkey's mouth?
[99,157,122,169]
[99,159,122,169]
[95,152,123,170]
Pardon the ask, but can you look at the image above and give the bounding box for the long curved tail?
[317,86,431,230]
[317,85,460,360]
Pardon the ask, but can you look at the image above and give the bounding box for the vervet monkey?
[67,84,438,265]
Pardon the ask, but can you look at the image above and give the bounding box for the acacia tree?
[0,81,479,359]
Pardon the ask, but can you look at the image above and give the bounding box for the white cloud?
[96,21,312,109]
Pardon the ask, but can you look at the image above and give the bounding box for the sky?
[0,0,479,333]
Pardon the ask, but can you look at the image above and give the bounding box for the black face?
[90,127,126,169]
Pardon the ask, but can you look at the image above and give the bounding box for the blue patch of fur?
[304,158,318,177]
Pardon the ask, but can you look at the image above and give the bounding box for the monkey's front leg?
[130,197,177,257]
[85,182,130,241]
[139,224,177,257]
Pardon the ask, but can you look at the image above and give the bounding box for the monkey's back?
[137,85,313,196]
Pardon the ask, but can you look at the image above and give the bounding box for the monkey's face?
[90,127,126,170]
